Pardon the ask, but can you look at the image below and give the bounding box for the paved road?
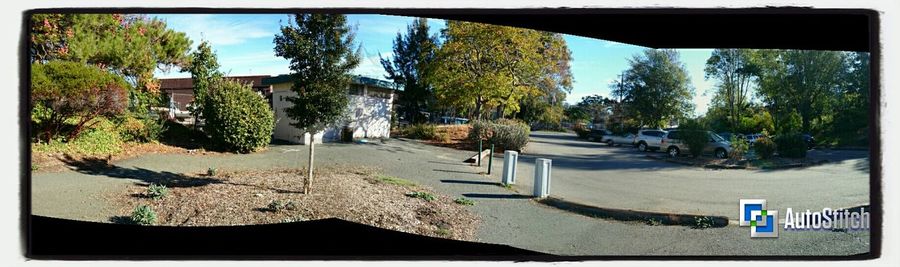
[31,137,870,256]
[488,131,871,221]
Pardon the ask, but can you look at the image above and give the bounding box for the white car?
[635,129,667,151]
[605,133,636,147]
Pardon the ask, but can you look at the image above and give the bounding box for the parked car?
[605,133,637,147]
[745,133,765,145]
[635,129,667,152]
[661,130,732,158]
[586,129,612,142]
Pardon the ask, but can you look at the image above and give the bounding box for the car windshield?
[710,132,726,142]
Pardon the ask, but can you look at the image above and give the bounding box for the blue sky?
[152,14,715,115]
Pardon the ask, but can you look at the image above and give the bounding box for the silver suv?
[635,129,667,152]
[661,130,732,158]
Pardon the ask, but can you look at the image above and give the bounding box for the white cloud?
[352,50,392,79]
[158,14,275,47]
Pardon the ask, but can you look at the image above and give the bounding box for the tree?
[273,14,361,194]
[517,32,574,128]
[184,41,223,125]
[574,95,615,125]
[380,18,439,124]
[704,49,761,132]
[428,21,544,119]
[612,49,694,128]
[31,61,129,141]
[30,14,192,111]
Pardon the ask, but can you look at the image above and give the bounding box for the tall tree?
[30,14,192,110]
[704,49,761,132]
[273,14,361,194]
[380,18,439,124]
[184,40,223,125]
[612,49,694,128]
[428,21,544,120]
[518,32,574,128]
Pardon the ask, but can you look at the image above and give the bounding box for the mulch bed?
[106,166,480,241]
[32,142,231,173]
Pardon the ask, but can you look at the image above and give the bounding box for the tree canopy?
[380,18,439,124]
[613,49,694,128]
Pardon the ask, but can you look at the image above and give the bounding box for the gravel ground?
[107,166,479,241]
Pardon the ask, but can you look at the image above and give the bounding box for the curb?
[536,197,730,228]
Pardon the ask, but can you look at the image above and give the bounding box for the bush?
[119,114,166,142]
[146,183,169,200]
[468,120,530,152]
[405,191,435,201]
[729,136,749,160]
[753,136,777,159]
[130,205,157,225]
[454,197,475,206]
[265,200,297,212]
[573,124,590,139]
[774,133,807,158]
[677,119,710,158]
[403,124,438,140]
[202,79,275,153]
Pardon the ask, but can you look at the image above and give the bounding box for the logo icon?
[739,199,778,238]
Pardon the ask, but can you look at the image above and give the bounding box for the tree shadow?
[433,169,480,175]
[58,154,223,188]
[461,193,532,199]
[440,179,500,186]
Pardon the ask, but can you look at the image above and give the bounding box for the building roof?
[262,74,402,91]
[159,75,272,91]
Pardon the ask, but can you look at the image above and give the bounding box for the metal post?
[477,139,483,166]
[487,143,495,174]
[533,158,552,198]
[501,150,518,185]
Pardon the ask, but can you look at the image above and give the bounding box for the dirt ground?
[106,166,480,241]
[31,142,230,173]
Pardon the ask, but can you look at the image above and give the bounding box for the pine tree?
[380,18,439,124]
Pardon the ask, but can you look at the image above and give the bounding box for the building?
[158,75,273,124]
[264,74,398,144]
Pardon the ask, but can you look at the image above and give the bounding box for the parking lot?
[489,131,870,220]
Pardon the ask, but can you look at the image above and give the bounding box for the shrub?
[31,61,129,141]
[119,114,166,142]
[207,167,217,176]
[468,120,530,152]
[202,79,275,153]
[403,124,438,140]
[774,133,807,158]
[573,124,590,139]
[677,119,710,158]
[130,205,157,225]
[405,191,435,201]
[729,136,749,161]
[146,183,169,200]
[454,197,475,206]
[753,136,777,159]
[266,199,297,212]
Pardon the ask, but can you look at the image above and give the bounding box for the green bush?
[774,133,807,158]
[403,124,438,140]
[729,136,749,160]
[468,120,530,152]
[677,119,710,158]
[203,79,275,153]
[147,183,169,200]
[265,199,297,212]
[454,197,475,206]
[33,118,124,156]
[131,205,157,225]
[405,191,436,201]
[118,114,166,143]
[753,136,777,159]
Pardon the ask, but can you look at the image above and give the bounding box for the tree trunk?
[305,132,315,194]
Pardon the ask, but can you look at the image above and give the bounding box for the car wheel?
[607,140,614,147]
[715,148,727,159]
[638,142,648,152]
[667,147,680,157]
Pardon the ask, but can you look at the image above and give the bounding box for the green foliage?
[185,41,222,120]
[729,135,749,161]
[454,197,475,206]
[468,120,530,151]
[202,79,275,153]
[774,133,807,158]
[692,216,714,229]
[518,32,573,125]
[206,167,217,176]
[402,124,438,140]
[405,191,436,202]
[34,118,124,156]
[704,49,761,132]
[613,49,694,128]
[753,136,777,159]
[265,200,297,212]
[30,14,192,99]
[117,114,165,142]
[130,205,157,225]
[146,183,169,200]
[381,18,439,124]
[677,119,710,158]
[31,60,129,141]
[273,14,360,133]
[376,175,417,187]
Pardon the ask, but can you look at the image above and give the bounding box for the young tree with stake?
[273,14,361,193]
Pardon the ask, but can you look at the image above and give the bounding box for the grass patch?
[376,175,417,187]
[454,197,476,206]
[435,226,451,237]
[405,191,436,201]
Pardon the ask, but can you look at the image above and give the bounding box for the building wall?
[271,83,393,144]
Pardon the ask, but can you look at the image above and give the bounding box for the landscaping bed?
[31,141,229,173]
[107,166,479,241]
[645,154,829,170]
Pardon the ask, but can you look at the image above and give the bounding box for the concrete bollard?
[533,158,552,198]
[501,150,519,185]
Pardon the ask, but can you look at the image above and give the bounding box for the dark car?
[586,129,612,142]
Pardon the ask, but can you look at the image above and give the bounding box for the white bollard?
[501,150,518,185]
[533,158,552,198]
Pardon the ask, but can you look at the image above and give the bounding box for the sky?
[152,14,715,115]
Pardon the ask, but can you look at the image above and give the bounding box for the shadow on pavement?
[440,179,500,186]
[433,169,480,175]
[59,155,223,188]
[462,193,532,199]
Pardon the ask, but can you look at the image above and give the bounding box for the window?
[348,84,364,96]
